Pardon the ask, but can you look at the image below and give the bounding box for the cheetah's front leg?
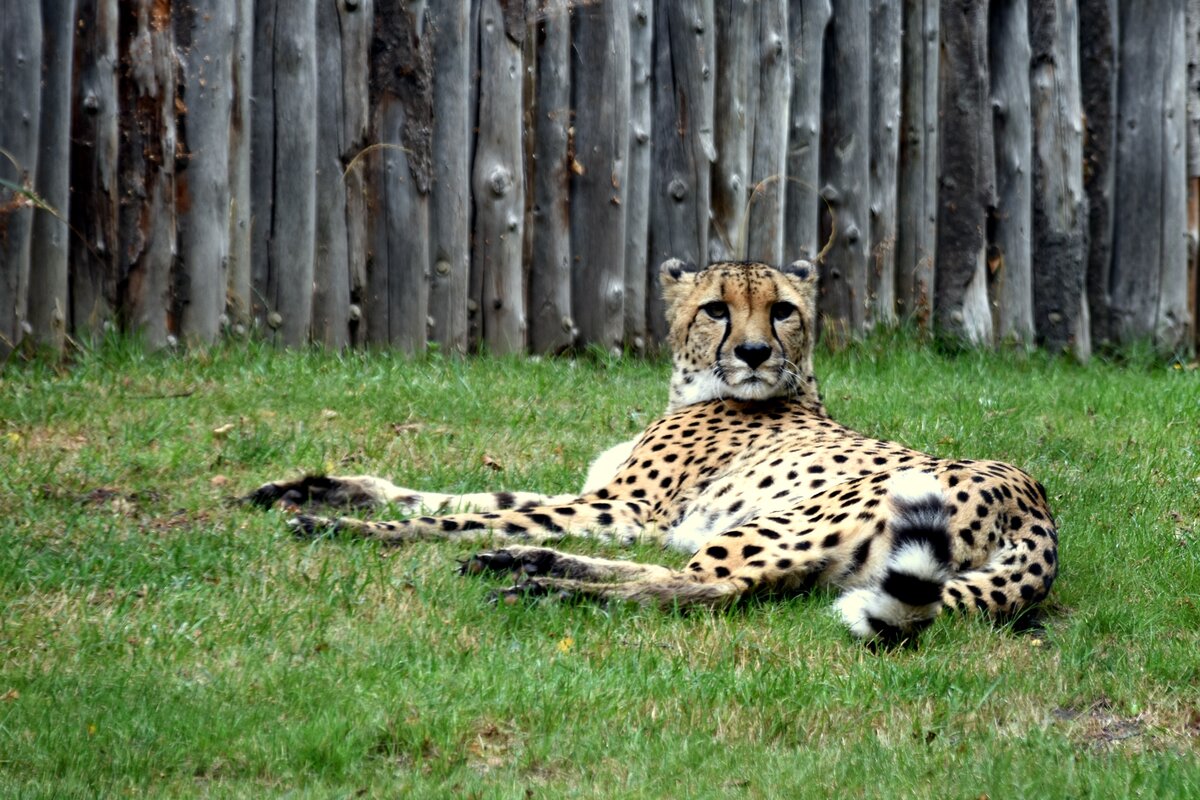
[288,494,657,548]
[244,473,580,515]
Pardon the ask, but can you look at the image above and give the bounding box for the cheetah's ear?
[782,260,817,284]
[660,259,700,311]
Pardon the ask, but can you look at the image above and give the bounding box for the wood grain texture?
[819,0,871,343]
[28,0,77,351]
[175,0,234,344]
[784,0,831,264]
[428,0,471,353]
[895,0,938,326]
[1030,0,1089,358]
[988,0,1034,343]
[1111,0,1189,350]
[529,0,573,354]
[934,0,993,346]
[571,0,630,352]
[647,0,714,344]
[472,0,526,354]
[117,0,177,349]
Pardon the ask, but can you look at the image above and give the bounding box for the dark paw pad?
[457,548,559,578]
[242,476,371,510]
[287,514,338,539]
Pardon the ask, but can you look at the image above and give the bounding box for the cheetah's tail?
[833,471,951,642]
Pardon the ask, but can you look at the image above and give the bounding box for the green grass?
[1,336,1198,798]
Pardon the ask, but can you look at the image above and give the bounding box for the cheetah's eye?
[701,301,729,320]
[771,302,796,321]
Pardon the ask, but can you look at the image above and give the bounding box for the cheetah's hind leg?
[459,545,675,582]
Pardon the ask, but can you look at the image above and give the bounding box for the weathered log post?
[1111,0,1189,350]
[624,0,655,350]
[529,0,573,354]
[313,0,372,349]
[711,0,757,262]
[0,0,41,357]
[473,0,527,354]
[1030,0,1089,359]
[1080,0,1118,348]
[745,0,789,265]
[819,0,871,343]
[895,0,938,325]
[227,0,253,329]
[934,0,993,345]
[1186,0,1200,349]
[175,0,234,345]
[784,0,831,264]
[28,0,76,352]
[428,0,471,353]
[647,0,715,343]
[252,0,318,347]
[367,0,432,352]
[117,0,177,349]
[571,0,631,353]
[69,0,120,339]
[988,0,1034,343]
[869,0,901,326]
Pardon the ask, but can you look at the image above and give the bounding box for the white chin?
[728,380,780,401]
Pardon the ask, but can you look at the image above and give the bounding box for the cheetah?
[247,260,1059,642]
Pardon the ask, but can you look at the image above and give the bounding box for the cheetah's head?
[660,260,821,410]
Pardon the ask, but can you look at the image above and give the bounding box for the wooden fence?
[1,0,1198,360]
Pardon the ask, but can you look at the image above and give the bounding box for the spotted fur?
[247,260,1059,642]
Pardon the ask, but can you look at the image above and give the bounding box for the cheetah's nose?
[733,342,771,369]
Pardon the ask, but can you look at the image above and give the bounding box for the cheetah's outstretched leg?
[459,545,675,582]
[245,474,579,514]
[286,493,658,547]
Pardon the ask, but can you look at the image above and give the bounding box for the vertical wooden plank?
[528,0,573,354]
[710,0,756,262]
[342,0,372,346]
[1080,0,1118,348]
[429,0,472,353]
[571,0,631,352]
[868,0,900,326]
[250,0,276,330]
[624,0,654,350]
[934,0,993,345]
[1030,0,1089,358]
[227,0,253,330]
[1187,0,1200,348]
[28,0,76,352]
[312,0,370,349]
[1111,0,1189,350]
[266,0,318,346]
[68,0,119,339]
[647,0,715,343]
[895,0,938,326]
[473,0,526,353]
[368,0,432,352]
[0,0,41,356]
[988,0,1034,344]
[175,0,234,345]
[117,0,177,349]
[818,0,871,343]
[784,0,831,264]
[745,0,789,265]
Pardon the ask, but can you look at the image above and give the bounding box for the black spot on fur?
[882,571,943,606]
